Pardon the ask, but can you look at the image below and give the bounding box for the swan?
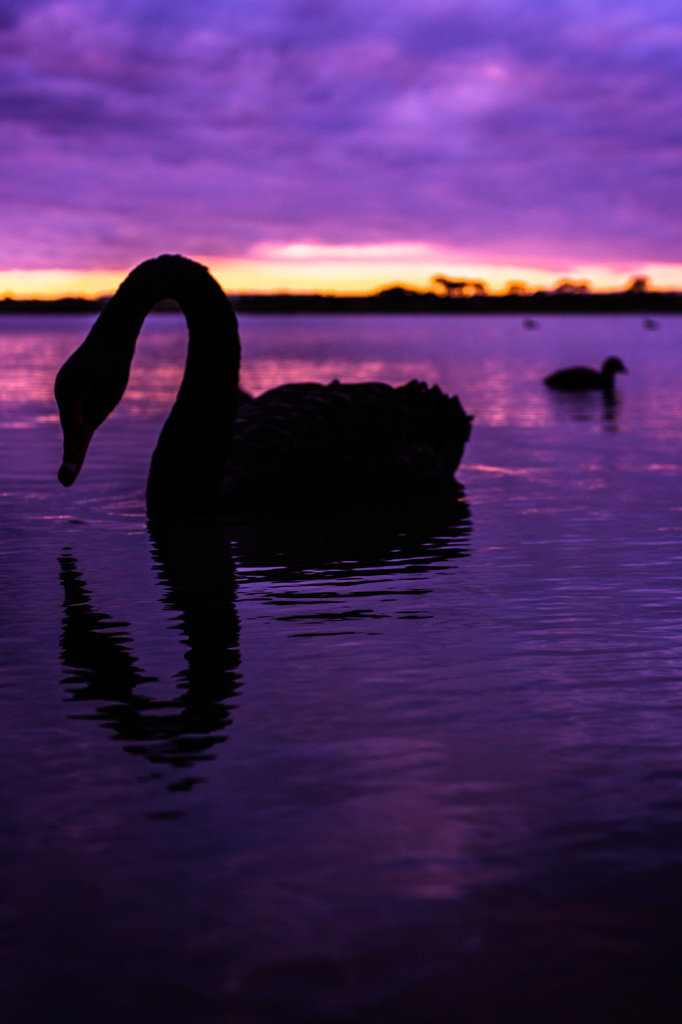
[543,356,627,392]
[55,255,472,517]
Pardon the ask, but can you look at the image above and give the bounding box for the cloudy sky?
[2,0,682,295]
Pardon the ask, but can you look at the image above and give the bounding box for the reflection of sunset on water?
[1,314,680,440]
[2,308,682,1024]
[0,336,577,433]
[0,330,76,408]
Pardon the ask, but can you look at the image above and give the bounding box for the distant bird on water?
[54,255,472,518]
[543,356,627,392]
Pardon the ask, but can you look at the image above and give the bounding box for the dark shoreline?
[1,291,681,315]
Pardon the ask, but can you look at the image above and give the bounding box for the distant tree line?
[430,274,652,297]
[0,273,678,314]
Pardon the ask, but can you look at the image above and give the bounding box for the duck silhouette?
[543,356,627,392]
[55,255,472,518]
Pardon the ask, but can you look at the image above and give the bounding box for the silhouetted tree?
[625,276,649,294]
[553,278,591,294]
[505,281,529,296]
[375,285,422,299]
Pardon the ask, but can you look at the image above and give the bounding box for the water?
[2,312,682,1022]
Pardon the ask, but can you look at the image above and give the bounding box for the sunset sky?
[2,0,682,297]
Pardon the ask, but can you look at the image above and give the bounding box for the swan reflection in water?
[58,521,242,790]
[58,497,471,789]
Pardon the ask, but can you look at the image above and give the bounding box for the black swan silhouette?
[543,356,627,392]
[55,255,472,517]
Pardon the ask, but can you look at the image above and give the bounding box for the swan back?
[222,380,472,512]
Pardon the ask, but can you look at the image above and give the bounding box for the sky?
[2,0,682,297]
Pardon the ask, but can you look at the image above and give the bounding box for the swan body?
[543,356,627,392]
[55,255,472,517]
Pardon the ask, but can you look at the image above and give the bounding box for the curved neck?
[83,255,241,517]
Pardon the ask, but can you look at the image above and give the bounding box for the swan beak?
[58,460,83,487]
[58,406,95,487]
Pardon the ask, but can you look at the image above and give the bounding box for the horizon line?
[1,249,681,301]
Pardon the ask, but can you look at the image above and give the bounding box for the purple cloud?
[1,0,682,271]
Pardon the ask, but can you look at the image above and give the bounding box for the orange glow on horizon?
[0,245,680,300]
[0,268,133,301]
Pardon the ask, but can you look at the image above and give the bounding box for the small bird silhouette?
[543,356,627,392]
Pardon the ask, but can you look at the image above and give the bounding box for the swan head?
[55,339,131,486]
[601,356,627,377]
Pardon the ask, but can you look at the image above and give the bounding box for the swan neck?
[78,255,240,517]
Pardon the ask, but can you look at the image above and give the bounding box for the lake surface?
[2,312,682,1022]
